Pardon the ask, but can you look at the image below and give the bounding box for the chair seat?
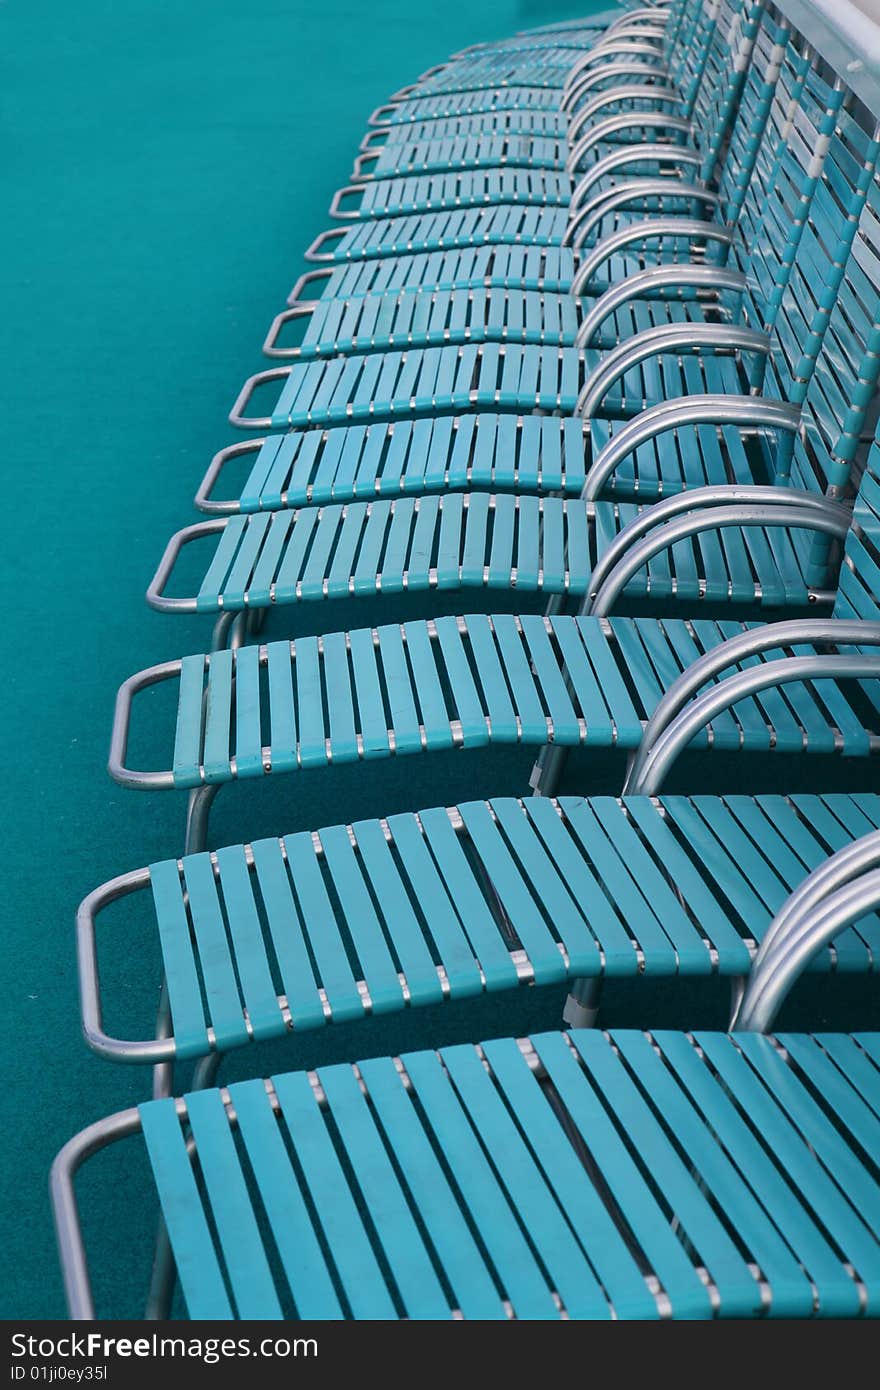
[267,340,747,429]
[120,614,880,796]
[99,792,880,1060]
[176,489,823,618]
[374,87,565,126]
[136,1029,880,1318]
[208,413,762,515]
[281,284,720,359]
[306,244,578,297]
[372,109,571,147]
[339,169,576,221]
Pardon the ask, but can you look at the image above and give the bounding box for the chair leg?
[152,980,174,1100]
[145,1050,224,1320]
[563,976,603,1028]
[531,743,569,797]
[185,784,220,856]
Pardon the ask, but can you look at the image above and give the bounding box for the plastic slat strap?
[318,1063,451,1318]
[172,655,206,789]
[233,644,263,779]
[527,798,637,974]
[139,1099,233,1318]
[271,507,317,601]
[293,636,325,769]
[319,824,404,1013]
[548,619,611,746]
[386,811,483,997]
[266,641,297,774]
[149,858,207,1059]
[442,1042,610,1318]
[282,832,362,1023]
[492,613,546,741]
[461,492,492,585]
[435,615,488,746]
[348,626,389,758]
[624,797,751,971]
[321,631,358,763]
[272,1069,397,1318]
[377,623,422,755]
[298,507,340,599]
[615,1031,803,1316]
[214,845,282,1042]
[813,1034,880,1122]
[249,838,325,1031]
[483,1036,657,1319]
[735,1035,880,1282]
[694,1033,865,1317]
[357,1055,505,1319]
[246,511,293,605]
[534,1032,711,1316]
[185,1089,283,1318]
[196,515,249,611]
[228,1078,342,1317]
[466,614,519,740]
[780,1034,880,1163]
[401,1047,559,1318]
[351,817,443,1006]
[658,1026,842,1311]
[404,622,453,749]
[486,493,515,586]
[562,798,678,975]
[202,649,233,783]
[181,853,249,1050]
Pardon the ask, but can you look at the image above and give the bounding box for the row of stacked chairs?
[53,0,880,1319]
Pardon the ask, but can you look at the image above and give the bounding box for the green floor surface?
[2,0,876,1320]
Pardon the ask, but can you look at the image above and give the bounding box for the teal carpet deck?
[2,0,876,1319]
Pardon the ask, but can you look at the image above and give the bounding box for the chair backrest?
[833,433,880,622]
[688,0,764,177]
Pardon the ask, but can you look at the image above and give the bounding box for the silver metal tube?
[568,113,692,178]
[229,368,290,430]
[564,145,701,217]
[581,395,801,500]
[566,84,678,147]
[583,487,845,607]
[566,181,718,258]
[628,653,880,797]
[575,324,770,419]
[195,439,263,515]
[50,1109,143,1320]
[737,869,880,1033]
[586,503,849,617]
[575,265,745,344]
[572,217,733,292]
[108,663,184,790]
[624,620,880,791]
[147,520,225,613]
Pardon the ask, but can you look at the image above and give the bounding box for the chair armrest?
[575,323,770,420]
[262,301,319,358]
[568,113,692,173]
[562,61,672,111]
[737,860,880,1032]
[108,661,185,790]
[585,491,851,616]
[566,86,680,147]
[566,180,718,254]
[575,264,745,344]
[623,619,880,793]
[571,216,733,289]
[581,395,801,500]
[147,520,227,612]
[566,144,701,209]
[229,367,291,429]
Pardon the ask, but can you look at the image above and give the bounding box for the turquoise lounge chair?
[54,847,880,1318]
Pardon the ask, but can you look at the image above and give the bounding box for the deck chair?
[109,424,880,873]
[54,852,880,1318]
[78,448,880,1093]
[263,23,833,371]
[304,0,754,266]
[268,8,794,372]
[231,117,871,439]
[351,3,702,180]
[157,139,880,644]
[202,73,875,517]
[279,2,785,321]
